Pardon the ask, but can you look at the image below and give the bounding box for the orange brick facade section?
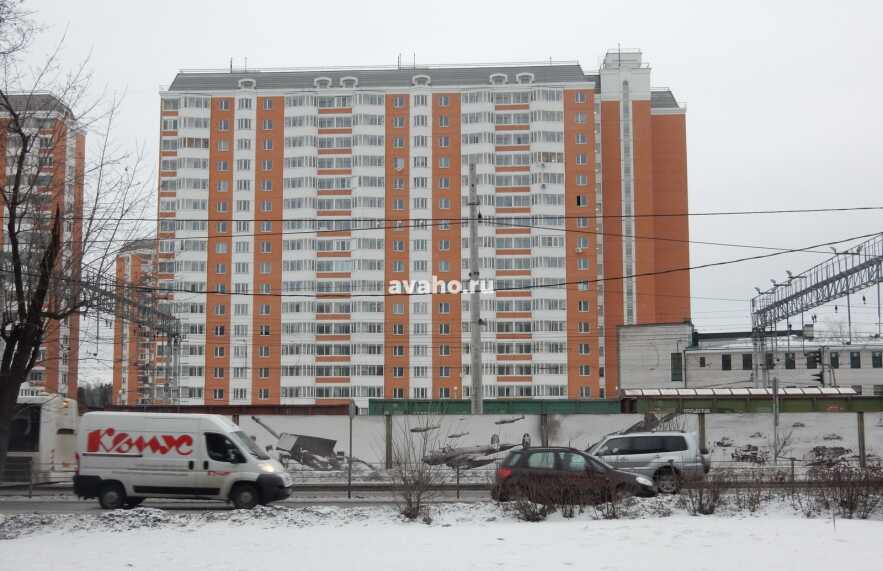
[206,96,233,404]
[253,96,284,404]
[563,89,598,399]
[431,93,462,400]
[600,101,623,398]
[631,100,657,323]
[383,94,411,399]
[650,113,690,322]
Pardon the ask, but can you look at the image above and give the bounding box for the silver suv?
[586,432,710,493]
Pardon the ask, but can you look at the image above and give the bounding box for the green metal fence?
[368,396,883,415]
[368,399,622,415]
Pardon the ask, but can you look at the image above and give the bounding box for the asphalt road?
[0,489,489,513]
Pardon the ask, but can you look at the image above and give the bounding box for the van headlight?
[258,462,277,473]
[636,476,653,487]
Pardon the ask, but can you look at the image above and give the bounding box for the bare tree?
[0,1,150,472]
[388,416,448,521]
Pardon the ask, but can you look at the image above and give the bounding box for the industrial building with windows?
[114,49,690,407]
[618,322,883,396]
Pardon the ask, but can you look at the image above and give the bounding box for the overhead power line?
[78,216,863,260]
[26,204,883,223]
[23,230,879,301]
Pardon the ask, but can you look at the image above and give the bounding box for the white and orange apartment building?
[111,239,165,405]
[117,49,689,407]
[1,94,85,399]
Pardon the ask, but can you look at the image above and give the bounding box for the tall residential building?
[1,94,85,399]
[147,49,689,407]
[112,239,165,405]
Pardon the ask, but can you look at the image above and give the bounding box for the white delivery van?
[74,412,292,509]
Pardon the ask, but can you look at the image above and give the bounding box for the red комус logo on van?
[87,428,194,456]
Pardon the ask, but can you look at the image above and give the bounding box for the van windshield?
[232,430,270,460]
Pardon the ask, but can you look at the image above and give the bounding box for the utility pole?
[772,375,780,466]
[347,402,355,499]
[468,163,483,414]
[877,261,881,338]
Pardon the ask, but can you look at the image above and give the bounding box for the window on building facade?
[670,353,683,382]
[850,351,861,369]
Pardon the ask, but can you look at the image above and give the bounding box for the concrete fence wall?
[234,412,883,467]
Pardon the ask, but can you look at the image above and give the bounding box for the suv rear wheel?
[124,497,145,509]
[491,484,510,502]
[230,483,259,509]
[654,468,681,494]
[98,482,126,509]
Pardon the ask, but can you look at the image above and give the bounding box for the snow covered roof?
[691,335,883,353]
[620,387,859,398]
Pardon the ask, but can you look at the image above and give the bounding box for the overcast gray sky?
[26,0,883,381]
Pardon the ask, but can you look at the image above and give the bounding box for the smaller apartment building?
[111,239,167,405]
[619,322,883,396]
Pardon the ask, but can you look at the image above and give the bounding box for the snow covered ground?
[1,499,881,570]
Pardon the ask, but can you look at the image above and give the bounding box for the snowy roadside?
[1,497,882,571]
[0,494,880,539]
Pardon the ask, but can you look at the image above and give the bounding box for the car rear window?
[632,436,662,453]
[502,452,523,467]
[662,436,688,452]
[561,452,587,472]
[630,436,689,453]
[526,451,558,469]
[599,435,688,455]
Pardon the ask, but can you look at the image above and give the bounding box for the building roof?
[168,63,597,92]
[650,89,680,109]
[691,335,883,353]
[0,92,74,118]
[167,62,681,109]
[118,238,155,254]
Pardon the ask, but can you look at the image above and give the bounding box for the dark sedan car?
[491,447,657,502]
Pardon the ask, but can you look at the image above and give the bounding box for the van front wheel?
[98,482,126,509]
[230,483,259,509]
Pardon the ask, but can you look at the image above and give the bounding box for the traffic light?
[811,370,825,386]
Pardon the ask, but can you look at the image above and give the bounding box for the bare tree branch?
[0,1,152,472]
